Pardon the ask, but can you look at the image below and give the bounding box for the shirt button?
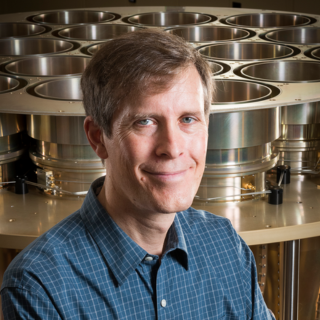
[145,256,153,261]
[161,299,167,308]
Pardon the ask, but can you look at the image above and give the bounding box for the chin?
[150,192,194,214]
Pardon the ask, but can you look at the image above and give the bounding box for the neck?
[97,182,175,256]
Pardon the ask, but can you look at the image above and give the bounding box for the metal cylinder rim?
[198,42,294,61]
[212,79,272,104]
[225,13,311,28]
[34,77,82,101]
[126,11,213,27]
[58,24,143,41]
[31,10,116,25]
[265,27,320,45]
[240,61,320,83]
[165,25,251,43]
[5,56,91,77]
[0,22,47,38]
[0,38,74,56]
[0,75,20,94]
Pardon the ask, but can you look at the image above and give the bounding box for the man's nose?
[155,122,184,159]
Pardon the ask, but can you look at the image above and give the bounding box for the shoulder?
[178,207,236,237]
[1,209,86,292]
[178,207,249,258]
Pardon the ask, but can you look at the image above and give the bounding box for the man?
[1,29,274,319]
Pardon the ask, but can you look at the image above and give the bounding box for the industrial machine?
[0,6,320,319]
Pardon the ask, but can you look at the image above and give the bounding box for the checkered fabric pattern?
[1,177,274,319]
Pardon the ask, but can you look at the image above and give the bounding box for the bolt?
[9,219,14,222]
[266,225,271,228]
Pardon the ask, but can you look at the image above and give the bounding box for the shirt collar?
[80,177,188,286]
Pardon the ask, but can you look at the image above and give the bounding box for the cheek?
[189,131,208,163]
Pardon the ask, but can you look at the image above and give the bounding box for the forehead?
[123,66,205,116]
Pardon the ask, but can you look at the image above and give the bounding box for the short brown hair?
[81,28,213,137]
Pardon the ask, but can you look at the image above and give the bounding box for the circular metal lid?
[0,22,46,38]
[225,13,311,28]
[34,77,82,100]
[0,76,19,94]
[165,26,250,43]
[212,80,272,104]
[265,27,320,45]
[0,38,74,56]
[58,24,143,40]
[240,61,320,82]
[127,11,213,27]
[5,56,91,77]
[32,10,116,25]
[199,42,294,61]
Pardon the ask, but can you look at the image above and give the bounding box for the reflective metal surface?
[0,38,74,56]
[27,115,88,145]
[32,10,115,25]
[282,240,300,320]
[240,61,320,82]
[165,26,250,42]
[225,13,311,28]
[0,23,46,38]
[265,27,320,44]
[311,47,320,60]
[127,12,213,27]
[280,102,320,125]
[34,78,82,100]
[0,114,25,137]
[5,56,91,77]
[87,43,105,55]
[208,108,280,149]
[199,42,294,61]
[58,24,142,40]
[0,76,19,94]
[213,80,272,104]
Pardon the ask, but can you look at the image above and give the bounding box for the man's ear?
[84,116,108,159]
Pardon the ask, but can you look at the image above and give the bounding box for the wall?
[1,0,320,15]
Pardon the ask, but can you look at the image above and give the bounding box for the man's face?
[103,66,208,214]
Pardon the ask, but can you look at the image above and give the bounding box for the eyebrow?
[130,111,203,120]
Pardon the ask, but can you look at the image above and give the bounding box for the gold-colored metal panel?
[0,114,25,137]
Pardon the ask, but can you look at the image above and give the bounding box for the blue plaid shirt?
[1,177,274,319]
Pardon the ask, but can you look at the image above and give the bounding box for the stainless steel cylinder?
[34,78,82,100]
[240,61,320,82]
[195,107,280,203]
[165,26,250,42]
[272,102,320,172]
[58,24,142,40]
[32,10,116,25]
[0,38,74,56]
[27,115,104,195]
[5,56,91,77]
[0,22,46,38]
[127,12,214,27]
[198,42,294,61]
[225,13,311,28]
[265,27,320,45]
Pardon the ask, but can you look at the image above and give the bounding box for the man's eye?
[138,119,153,126]
[181,117,195,124]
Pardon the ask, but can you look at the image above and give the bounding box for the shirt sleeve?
[236,233,276,320]
[1,287,61,320]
